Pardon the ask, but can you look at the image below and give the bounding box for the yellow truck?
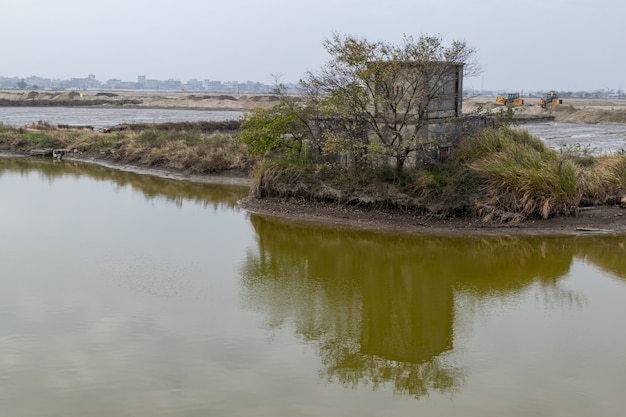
[496,93,524,106]
[539,91,563,108]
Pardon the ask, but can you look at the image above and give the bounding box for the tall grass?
[576,155,626,204]
[455,127,581,221]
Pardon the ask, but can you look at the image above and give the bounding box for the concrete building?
[312,60,494,168]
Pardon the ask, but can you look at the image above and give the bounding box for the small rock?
[621,196,626,208]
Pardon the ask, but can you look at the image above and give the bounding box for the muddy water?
[522,122,626,154]
[1,157,626,417]
[0,107,243,129]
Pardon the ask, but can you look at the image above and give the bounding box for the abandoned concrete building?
[311,60,494,167]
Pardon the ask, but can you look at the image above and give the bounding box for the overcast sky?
[1,0,624,92]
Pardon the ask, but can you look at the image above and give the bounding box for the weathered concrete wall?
[416,114,496,164]
[310,114,496,168]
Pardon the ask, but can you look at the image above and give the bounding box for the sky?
[1,0,624,92]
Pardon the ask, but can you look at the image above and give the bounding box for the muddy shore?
[238,196,626,237]
[46,153,626,237]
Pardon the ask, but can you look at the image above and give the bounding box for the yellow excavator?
[539,91,563,108]
[496,92,524,106]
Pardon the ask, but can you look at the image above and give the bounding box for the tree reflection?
[240,215,626,399]
[317,335,465,398]
[0,156,246,209]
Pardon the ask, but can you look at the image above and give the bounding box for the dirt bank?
[4,90,626,124]
[0,89,281,111]
[3,148,624,236]
[463,96,626,124]
[239,196,626,236]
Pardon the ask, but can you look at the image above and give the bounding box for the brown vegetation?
[0,121,254,176]
[249,126,626,226]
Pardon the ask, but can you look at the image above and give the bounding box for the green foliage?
[559,142,596,158]
[494,106,518,126]
[239,105,309,158]
[20,131,63,148]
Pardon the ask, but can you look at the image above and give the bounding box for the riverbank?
[2,147,625,236]
[239,195,626,236]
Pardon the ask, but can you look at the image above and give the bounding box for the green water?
[1,157,625,416]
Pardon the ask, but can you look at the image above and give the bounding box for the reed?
[455,127,581,221]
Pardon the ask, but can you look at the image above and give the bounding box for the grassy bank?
[0,121,253,175]
[2,122,624,223]
[252,127,626,223]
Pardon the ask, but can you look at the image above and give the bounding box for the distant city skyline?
[2,0,625,94]
[1,72,623,98]
[0,73,288,94]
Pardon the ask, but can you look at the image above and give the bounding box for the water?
[522,122,626,154]
[1,157,626,416]
[0,107,243,130]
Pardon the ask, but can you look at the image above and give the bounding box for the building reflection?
[240,215,626,398]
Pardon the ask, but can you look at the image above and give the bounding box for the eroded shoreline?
[238,195,626,236]
[3,151,625,236]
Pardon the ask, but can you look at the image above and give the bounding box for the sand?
[2,89,626,123]
[0,89,280,111]
[463,96,626,124]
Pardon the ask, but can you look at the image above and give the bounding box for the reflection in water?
[0,156,247,209]
[4,156,626,414]
[580,236,626,281]
[241,215,626,398]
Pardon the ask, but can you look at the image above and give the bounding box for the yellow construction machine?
[496,92,524,106]
[539,91,563,108]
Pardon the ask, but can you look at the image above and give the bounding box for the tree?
[301,33,480,177]
[239,81,324,161]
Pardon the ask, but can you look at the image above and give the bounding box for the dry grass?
[576,154,626,204]
[454,127,581,222]
[252,126,626,223]
[0,122,253,174]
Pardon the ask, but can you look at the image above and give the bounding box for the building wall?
[310,60,490,168]
[425,63,463,119]
[370,61,464,120]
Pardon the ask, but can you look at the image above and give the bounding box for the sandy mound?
[53,91,82,100]
[548,105,626,124]
[464,97,626,124]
